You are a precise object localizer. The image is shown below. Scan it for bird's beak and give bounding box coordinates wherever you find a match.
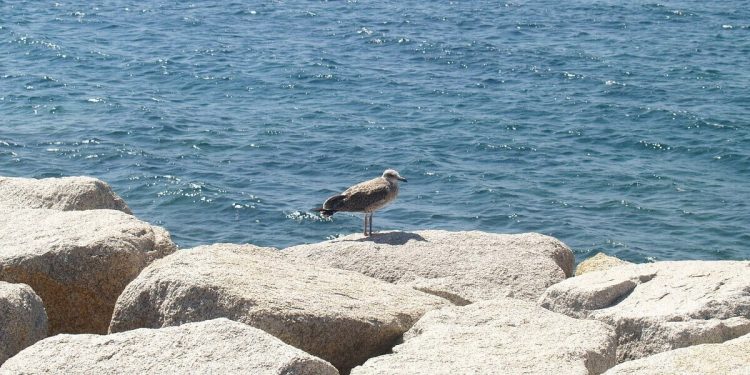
[398,176,408,182]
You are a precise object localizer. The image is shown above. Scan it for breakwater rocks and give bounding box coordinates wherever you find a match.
[0,282,47,365]
[1,318,338,375]
[285,230,574,304]
[0,208,176,335]
[352,298,617,375]
[0,176,132,214]
[108,243,449,373]
[1,175,749,374]
[540,261,750,363]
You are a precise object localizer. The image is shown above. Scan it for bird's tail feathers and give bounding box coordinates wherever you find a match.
[314,207,337,217]
[315,194,347,217]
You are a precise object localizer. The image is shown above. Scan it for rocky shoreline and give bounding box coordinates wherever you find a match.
[1,175,748,374]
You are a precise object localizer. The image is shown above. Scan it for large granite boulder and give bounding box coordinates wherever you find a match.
[285,230,574,304]
[109,244,449,374]
[352,298,617,375]
[540,261,750,362]
[604,333,750,375]
[0,208,176,335]
[0,282,47,366]
[575,252,632,276]
[0,318,338,375]
[0,176,131,214]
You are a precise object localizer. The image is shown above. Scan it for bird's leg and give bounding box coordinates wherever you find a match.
[369,212,373,236]
[363,214,369,236]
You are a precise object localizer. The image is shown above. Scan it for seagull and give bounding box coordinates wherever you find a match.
[315,169,407,236]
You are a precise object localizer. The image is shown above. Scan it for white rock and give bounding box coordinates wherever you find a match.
[352,298,617,375]
[540,261,750,362]
[109,244,449,373]
[285,230,574,304]
[0,176,131,213]
[604,333,750,375]
[0,208,176,334]
[0,282,47,366]
[0,318,338,375]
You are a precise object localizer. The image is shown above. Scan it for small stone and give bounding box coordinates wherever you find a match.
[575,252,632,276]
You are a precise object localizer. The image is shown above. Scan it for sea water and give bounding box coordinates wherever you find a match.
[2,1,748,262]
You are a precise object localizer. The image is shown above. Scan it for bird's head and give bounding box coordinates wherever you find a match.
[382,169,407,183]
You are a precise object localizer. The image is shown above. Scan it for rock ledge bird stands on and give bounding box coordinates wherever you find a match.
[316,169,407,236]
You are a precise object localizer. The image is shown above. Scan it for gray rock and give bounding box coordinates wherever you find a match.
[0,176,131,214]
[575,252,632,276]
[0,282,47,366]
[109,244,449,374]
[604,333,750,375]
[285,230,574,304]
[0,318,339,375]
[352,298,617,375]
[0,208,176,335]
[540,261,750,362]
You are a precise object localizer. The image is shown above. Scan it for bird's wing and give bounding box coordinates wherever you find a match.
[342,176,382,194]
[339,178,391,211]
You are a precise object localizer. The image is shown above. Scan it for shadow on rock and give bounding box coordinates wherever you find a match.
[352,231,427,245]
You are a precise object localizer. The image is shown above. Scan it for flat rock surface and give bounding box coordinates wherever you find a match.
[540,261,750,362]
[0,176,131,214]
[604,333,750,375]
[0,208,176,334]
[352,298,617,375]
[0,318,339,375]
[0,282,47,366]
[109,243,449,374]
[575,252,632,276]
[285,230,574,304]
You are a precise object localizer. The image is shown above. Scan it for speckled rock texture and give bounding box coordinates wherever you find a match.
[0,176,132,214]
[109,244,449,374]
[575,252,632,276]
[604,333,750,375]
[540,261,750,362]
[0,282,47,366]
[0,318,339,375]
[284,230,574,304]
[0,208,176,335]
[352,298,617,375]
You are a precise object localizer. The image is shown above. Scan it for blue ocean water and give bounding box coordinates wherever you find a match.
[1,1,748,262]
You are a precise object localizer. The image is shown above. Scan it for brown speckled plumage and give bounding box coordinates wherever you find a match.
[315,169,407,236]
